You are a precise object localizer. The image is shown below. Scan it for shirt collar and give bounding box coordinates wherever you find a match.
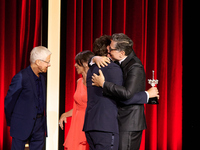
[29,65,40,81]
[119,56,127,64]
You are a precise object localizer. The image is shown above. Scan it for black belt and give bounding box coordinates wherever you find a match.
[36,114,43,118]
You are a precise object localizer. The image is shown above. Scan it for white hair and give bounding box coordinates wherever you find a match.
[30,46,52,64]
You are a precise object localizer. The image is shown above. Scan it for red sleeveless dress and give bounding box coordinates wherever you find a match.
[63,78,89,150]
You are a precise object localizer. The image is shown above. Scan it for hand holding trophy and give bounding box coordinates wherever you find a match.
[148,70,159,104]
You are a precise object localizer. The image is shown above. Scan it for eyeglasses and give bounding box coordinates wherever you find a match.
[40,59,50,64]
[109,46,118,52]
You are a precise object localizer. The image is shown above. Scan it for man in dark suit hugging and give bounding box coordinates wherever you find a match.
[91,33,159,150]
[83,35,123,150]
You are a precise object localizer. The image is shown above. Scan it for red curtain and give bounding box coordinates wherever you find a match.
[0,0,42,149]
[63,0,182,149]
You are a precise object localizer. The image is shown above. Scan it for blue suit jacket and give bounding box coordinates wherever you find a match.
[83,61,123,134]
[4,66,47,140]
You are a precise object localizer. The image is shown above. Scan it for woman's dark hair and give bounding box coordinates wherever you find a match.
[93,35,112,56]
[75,50,94,66]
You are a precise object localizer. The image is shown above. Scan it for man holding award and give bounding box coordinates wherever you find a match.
[91,33,159,150]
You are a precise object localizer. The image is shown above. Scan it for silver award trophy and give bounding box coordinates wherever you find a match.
[148,70,159,104]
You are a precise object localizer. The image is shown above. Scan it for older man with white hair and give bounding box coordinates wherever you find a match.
[5,46,51,150]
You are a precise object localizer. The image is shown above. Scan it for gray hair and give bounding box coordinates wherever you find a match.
[30,46,52,64]
[112,33,133,56]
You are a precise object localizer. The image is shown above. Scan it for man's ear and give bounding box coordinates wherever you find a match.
[106,45,110,52]
[83,62,88,68]
[121,51,126,56]
[35,60,40,66]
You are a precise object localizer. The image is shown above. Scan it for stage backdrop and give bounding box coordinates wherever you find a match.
[62,0,182,150]
[0,0,42,149]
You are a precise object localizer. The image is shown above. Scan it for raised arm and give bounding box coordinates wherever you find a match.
[89,56,110,68]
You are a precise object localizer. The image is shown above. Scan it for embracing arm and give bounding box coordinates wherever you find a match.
[92,63,158,104]
[121,91,148,105]
[4,73,23,126]
[89,56,110,68]
[103,65,145,100]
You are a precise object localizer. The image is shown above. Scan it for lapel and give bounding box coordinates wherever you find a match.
[26,66,39,106]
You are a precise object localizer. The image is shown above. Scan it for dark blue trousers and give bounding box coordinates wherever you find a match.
[11,116,45,150]
[85,131,119,150]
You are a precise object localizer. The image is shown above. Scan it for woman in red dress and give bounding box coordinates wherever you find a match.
[59,50,94,150]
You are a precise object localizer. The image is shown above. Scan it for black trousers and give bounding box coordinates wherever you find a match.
[85,131,119,150]
[119,131,143,150]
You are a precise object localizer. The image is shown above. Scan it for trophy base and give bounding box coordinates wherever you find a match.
[148,97,159,104]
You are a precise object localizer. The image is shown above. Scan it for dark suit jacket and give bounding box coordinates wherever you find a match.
[4,66,47,140]
[103,51,147,131]
[83,61,123,134]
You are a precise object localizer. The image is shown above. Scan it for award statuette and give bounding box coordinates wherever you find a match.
[148,70,159,104]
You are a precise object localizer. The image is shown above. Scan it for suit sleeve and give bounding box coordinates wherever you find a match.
[102,65,123,91]
[103,65,146,103]
[4,73,23,126]
[120,91,147,105]
[88,56,95,67]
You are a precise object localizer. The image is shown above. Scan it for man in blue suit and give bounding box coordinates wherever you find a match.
[83,35,123,150]
[4,46,51,150]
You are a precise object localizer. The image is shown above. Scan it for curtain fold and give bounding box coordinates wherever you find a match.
[0,0,42,149]
[63,0,182,149]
